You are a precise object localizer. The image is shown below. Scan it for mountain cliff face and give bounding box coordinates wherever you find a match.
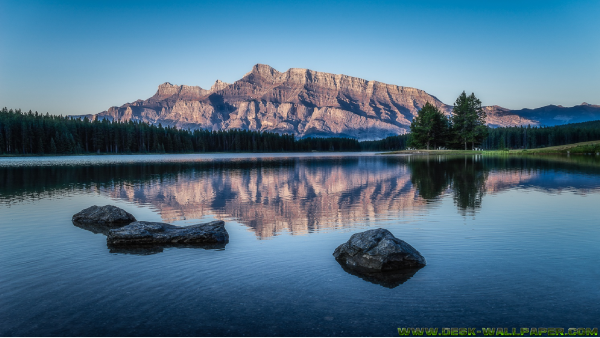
[80,64,597,140]
[87,64,453,140]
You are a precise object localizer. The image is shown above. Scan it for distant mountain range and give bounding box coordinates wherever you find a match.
[74,64,600,140]
[483,102,600,128]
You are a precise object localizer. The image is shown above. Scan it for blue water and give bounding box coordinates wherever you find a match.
[0,154,599,336]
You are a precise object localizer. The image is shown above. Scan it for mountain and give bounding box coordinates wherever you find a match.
[485,103,600,127]
[77,64,598,140]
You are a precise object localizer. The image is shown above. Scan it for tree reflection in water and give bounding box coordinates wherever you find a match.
[408,156,489,215]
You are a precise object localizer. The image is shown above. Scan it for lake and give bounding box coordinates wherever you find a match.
[1,153,599,336]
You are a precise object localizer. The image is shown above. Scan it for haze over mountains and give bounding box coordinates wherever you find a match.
[77,64,600,140]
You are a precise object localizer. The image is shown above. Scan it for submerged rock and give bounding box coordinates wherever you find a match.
[108,242,227,256]
[333,228,426,272]
[72,205,136,225]
[339,263,422,289]
[106,220,229,246]
[73,221,118,236]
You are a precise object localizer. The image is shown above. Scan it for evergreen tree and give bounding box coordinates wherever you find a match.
[5,104,597,156]
[451,91,488,150]
[481,120,600,150]
[50,138,57,154]
[0,130,4,154]
[360,134,409,151]
[37,137,44,155]
[409,102,449,150]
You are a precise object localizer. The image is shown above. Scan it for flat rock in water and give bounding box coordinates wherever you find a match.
[333,228,426,272]
[107,220,228,246]
[72,205,136,225]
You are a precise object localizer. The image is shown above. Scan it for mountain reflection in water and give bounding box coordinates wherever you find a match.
[109,157,427,238]
[1,155,599,238]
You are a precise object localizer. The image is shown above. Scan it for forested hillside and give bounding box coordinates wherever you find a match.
[3,108,599,155]
[360,135,410,151]
[483,121,600,150]
[0,108,362,155]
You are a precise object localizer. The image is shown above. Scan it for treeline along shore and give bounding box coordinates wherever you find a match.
[484,120,600,150]
[1,107,600,156]
[0,108,408,155]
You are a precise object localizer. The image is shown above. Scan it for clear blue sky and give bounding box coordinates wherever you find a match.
[1,0,598,116]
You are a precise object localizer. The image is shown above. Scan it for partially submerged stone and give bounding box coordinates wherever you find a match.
[333,228,426,272]
[106,220,228,246]
[72,205,136,225]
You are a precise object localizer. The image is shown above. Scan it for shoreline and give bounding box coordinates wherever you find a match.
[0,151,372,158]
[381,140,600,156]
[2,139,598,158]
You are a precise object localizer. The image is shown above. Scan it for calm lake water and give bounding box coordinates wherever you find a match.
[1,153,599,336]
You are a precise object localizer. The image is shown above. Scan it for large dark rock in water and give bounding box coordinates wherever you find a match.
[333,228,426,271]
[72,205,136,225]
[106,220,228,246]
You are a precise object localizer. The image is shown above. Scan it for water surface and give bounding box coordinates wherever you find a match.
[1,153,599,336]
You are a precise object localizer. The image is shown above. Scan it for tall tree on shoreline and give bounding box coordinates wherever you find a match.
[451,91,488,150]
[409,102,449,150]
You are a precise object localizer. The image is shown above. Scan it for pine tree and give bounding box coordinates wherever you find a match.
[37,137,44,155]
[409,102,449,150]
[0,130,4,154]
[50,138,57,154]
[451,91,488,150]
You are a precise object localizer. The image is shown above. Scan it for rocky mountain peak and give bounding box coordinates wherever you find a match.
[155,82,181,99]
[247,64,281,79]
[79,64,600,139]
[154,82,208,101]
[210,79,229,92]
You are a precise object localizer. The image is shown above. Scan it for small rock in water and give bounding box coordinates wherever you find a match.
[72,205,136,225]
[107,220,229,246]
[333,228,426,271]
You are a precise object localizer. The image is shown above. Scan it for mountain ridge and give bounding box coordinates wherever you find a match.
[74,64,599,140]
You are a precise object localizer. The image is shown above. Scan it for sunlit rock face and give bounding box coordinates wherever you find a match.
[483,106,538,127]
[73,65,600,139]
[85,64,452,140]
[71,65,447,140]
